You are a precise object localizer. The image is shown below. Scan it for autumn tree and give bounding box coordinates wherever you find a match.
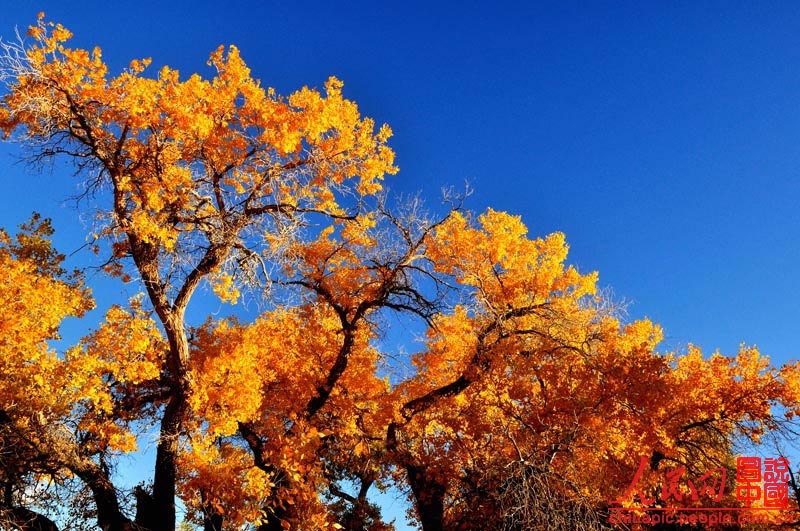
[382,210,800,530]
[1,15,799,531]
[0,214,93,530]
[1,14,397,531]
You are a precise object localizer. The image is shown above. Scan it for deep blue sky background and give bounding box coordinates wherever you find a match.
[2,1,800,528]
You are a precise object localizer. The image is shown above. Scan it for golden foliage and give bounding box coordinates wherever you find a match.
[0,16,798,531]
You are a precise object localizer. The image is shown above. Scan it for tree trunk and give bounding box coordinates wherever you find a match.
[201,490,224,531]
[257,502,292,531]
[139,391,187,531]
[203,511,224,531]
[142,306,192,531]
[73,462,133,531]
[406,464,446,531]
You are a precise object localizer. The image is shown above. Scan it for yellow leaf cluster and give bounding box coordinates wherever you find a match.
[0,17,397,255]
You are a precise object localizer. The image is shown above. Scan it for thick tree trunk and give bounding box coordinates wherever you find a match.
[141,305,192,531]
[200,489,224,531]
[406,464,446,531]
[147,393,186,531]
[72,462,133,531]
[257,509,286,531]
[203,511,224,531]
[131,239,229,531]
[257,495,296,531]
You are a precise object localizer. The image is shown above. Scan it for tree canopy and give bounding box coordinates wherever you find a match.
[0,15,799,531]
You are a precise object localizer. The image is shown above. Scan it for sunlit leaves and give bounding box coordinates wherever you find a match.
[0,15,798,531]
[0,16,397,285]
[0,216,92,421]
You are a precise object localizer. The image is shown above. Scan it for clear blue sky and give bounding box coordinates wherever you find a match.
[2,1,800,528]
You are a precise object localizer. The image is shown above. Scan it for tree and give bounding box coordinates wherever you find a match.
[382,210,800,530]
[0,215,92,530]
[0,16,799,531]
[1,14,396,531]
